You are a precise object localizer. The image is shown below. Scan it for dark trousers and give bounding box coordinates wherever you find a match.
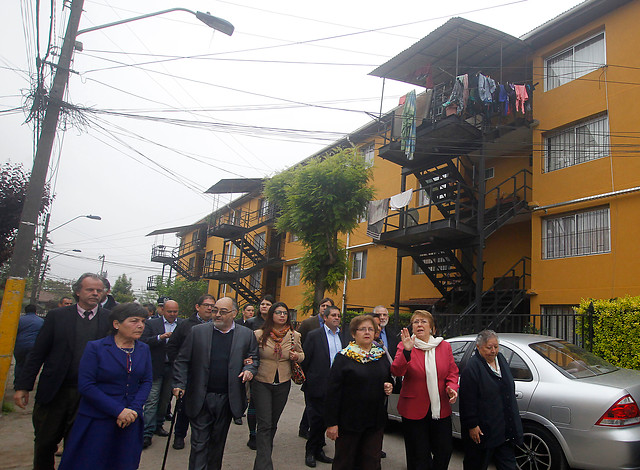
[32,386,80,470]
[299,391,310,433]
[463,439,517,470]
[174,399,190,438]
[402,413,453,470]
[188,392,233,470]
[143,364,173,437]
[305,395,326,457]
[251,380,291,470]
[332,426,384,470]
[247,396,257,437]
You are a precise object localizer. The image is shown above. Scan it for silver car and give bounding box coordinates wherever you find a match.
[388,333,640,470]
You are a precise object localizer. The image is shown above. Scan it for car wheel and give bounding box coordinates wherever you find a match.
[516,423,567,470]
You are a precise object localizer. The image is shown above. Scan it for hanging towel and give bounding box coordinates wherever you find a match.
[401,90,417,160]
[389,189,414,210]
[366,198,389,240]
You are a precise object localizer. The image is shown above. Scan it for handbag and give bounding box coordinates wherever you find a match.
[289,332,305,385]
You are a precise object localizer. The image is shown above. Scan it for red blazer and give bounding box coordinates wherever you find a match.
[391,340,459,420]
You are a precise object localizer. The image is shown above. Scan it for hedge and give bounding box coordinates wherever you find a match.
[575,296,640,371]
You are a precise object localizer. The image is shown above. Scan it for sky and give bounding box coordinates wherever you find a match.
[1,0,585,297]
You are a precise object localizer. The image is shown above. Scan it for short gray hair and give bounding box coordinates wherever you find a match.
[72,273,104,301]
[475,329,499,347]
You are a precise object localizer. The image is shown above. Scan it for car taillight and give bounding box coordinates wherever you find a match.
[596,395,640,427]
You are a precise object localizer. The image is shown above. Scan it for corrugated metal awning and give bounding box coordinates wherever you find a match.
[146,223,207,236]
[369,17,530,87]
[205,178,264,194]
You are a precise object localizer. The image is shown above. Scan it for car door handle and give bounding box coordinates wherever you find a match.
[515,392,523,399]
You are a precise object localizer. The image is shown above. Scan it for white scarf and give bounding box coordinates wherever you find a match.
[413,335,443,419]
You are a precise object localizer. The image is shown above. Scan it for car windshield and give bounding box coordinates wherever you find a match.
[530,340,618,378]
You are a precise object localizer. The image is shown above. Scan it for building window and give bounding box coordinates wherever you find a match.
[542,207,610,259]
[289,232,299,242]
[361,143,375,166]
[259,198,271,217]
[352,251,367,280]
[541,305,577,342]
[545,115,609,172]
[358,206,368,224]
[412,260,422,275]
[286,264,301,286]
[485,167,495,180]
[250,269,262,291]
[254,232,266,251]
[545,32,605,91]
[188,257,195,272]
[204,250,213,266]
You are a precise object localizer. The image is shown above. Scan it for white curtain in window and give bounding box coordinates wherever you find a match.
[546,50,573,90]
[574,33,605,79]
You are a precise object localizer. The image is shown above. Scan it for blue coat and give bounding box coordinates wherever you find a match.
[59,335,153,470]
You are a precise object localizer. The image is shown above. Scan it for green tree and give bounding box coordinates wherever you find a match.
[157,277,209,317]
[112,274,135,303]
[264,148,374,313]
[0,162,52,266]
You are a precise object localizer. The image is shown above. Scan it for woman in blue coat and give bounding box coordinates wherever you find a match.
[59,303,153,470]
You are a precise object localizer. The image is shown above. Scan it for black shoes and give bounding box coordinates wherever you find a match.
[142,436,152,449]
[315,450,334,464]
[305,454,317,468]
[381,450,387,458]
[154,426,170,437]
[234,417,243,425]
[172,437,185,450]
[247,435,257,450]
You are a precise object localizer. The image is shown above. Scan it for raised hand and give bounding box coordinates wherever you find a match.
[400,328,415,351]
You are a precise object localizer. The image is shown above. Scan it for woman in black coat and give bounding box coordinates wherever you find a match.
[325,315,393,470]
[459,330,523,470]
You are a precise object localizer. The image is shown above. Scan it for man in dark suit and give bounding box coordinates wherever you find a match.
[141,299,182,448]
[14,273,111,470]
[301,305,345,467]
[173,296,259,470]
[99,275,118,310]
[167,293,215,450]
[297,297,334,440]
[373,305,399,355]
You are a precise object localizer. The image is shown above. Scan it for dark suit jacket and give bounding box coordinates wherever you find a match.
[166,313,201,363]
[77,335,153,418]
[380,325,400,357]
[15,304,111,404]
[141,316,183,379]
[298,315,322,345]
[301,326,346,399]
[172,323,259,419]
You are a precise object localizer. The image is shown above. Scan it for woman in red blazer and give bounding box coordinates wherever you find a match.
[391,310,459,470]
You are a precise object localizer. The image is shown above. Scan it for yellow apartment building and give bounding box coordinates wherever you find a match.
[148,0,640,336]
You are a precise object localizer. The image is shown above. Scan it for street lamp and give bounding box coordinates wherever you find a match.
[76,8,234,37]
[30,214,101,304]
[49,214,102,232]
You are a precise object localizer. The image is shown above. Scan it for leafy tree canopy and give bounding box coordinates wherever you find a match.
[0,162,52,266]
[264,148,374,313]
[112,274,135,303]
[157,277,209,317]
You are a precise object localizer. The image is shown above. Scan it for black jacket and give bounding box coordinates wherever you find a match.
[459,349,523,448]
[301,326,347,399]
[141,316,183,379]
[324,352,391,433]
[166,313,203,363]
[15,305,111,404]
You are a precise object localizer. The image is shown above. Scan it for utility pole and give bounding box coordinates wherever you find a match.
[0,0,85,401]
[30,212,51,304]
[99,254,106,276]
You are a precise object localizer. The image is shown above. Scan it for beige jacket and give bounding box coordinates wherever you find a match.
[254,329,304,384]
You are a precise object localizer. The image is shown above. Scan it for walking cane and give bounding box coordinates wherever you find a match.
[161,395,183,470]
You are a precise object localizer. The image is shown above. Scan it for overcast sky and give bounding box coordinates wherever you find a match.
[1,0,584,297]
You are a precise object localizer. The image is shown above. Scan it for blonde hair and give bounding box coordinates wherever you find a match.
[410,310,435,334]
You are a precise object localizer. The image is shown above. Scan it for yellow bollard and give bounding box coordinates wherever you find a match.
[0,277,27,403]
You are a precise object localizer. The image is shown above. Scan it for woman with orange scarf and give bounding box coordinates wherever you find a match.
[252,301,304,470]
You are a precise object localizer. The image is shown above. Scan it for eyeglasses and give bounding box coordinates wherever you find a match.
[273,310,288,316]
[412,319,430,325]
[201,303,215,309]
[356,327,375,333]
[212,308,234,315]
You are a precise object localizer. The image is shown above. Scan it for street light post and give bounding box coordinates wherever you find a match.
[30,215,100,304]
[0,0,234,401]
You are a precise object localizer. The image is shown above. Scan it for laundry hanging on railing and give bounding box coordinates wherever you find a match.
[389,189,414,210]
[366,198,390,240]
[400,90,417,160]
